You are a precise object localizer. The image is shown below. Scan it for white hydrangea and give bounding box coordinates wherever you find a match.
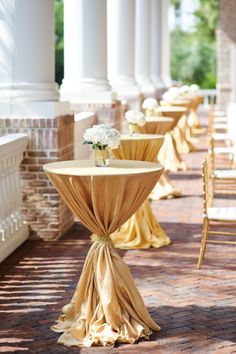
[179,85,190,95]
[190,84,200,95]
[83,124,120,150]
[168,87,179,98]
[125,110,146,127]
[162,91,176,102]
[142,98,159,110]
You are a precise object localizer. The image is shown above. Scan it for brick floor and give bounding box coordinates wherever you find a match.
[0,110,236,354]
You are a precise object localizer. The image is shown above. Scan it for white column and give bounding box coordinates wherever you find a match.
[230,43,236,102]
[161,0,172,87]
[108,0,140,100]
[0,0,59,103]
[61,0,112,103]
[151,0,165,90]
[135,0,156,97]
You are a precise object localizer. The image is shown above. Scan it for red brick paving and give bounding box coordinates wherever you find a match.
[0,110,236,353]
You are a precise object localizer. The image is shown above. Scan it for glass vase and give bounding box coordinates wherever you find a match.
[94,149,109,167]
[128,123,139,136]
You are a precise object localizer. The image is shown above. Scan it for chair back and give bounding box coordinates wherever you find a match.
[208,110,214,137]
[208,137,215,177]
[202,158,213,213]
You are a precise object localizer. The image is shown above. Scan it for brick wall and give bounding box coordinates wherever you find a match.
[0,115,74,241]
[70,100,123,130]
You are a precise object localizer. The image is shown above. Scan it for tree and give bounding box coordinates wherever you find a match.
[170,0,219,88]
[55,0,64,85]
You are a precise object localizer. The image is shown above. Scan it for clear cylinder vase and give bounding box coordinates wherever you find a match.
[128,123,139,136]
[94,149,109,167]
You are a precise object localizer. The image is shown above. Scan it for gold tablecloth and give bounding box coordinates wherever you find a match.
[151,109,188,171]
[171,100,197,153]
[44,160,162,348]
[188,96,204,131]
[140,117,182,199]
[112,134,170,249]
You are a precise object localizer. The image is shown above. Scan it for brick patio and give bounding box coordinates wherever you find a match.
[0,111,236,353]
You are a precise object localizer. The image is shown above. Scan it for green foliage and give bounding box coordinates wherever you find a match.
[170,0,219,88]
[55,0,64,85]
[194,0,219,40]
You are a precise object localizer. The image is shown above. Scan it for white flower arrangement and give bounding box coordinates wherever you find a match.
[142,98,159,110]
[83,124,120,150]
[168,87,179,98]
[125,110,146,127]
[162,91,176,102]
[190,84,200,95]
[179,85,190,95]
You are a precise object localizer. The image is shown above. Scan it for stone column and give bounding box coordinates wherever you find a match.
[61,0,121,128]
[108,0,140,109]
[217,0,236,109]
[151,0,165,97]
[135,0,156,98]
[0,0,60,116]
[160,0,172,88]
[0,0,74,241]
[61,0,112,103]
[230,43,236,102]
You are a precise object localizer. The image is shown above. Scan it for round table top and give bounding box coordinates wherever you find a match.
[43,159,163,177]
[119,134,164,141]
[144,116,174,123]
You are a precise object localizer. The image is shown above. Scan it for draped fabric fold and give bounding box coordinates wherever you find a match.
[170,101,197,154]
[52,240,160,347]
[159,101,197,154]
[112,136,170,249]
[150,174,181,200]
[158,132,188,172]
[139,119,183,196]
[44,160,162,347]
[111,199,170,248]
[188,96,203,130]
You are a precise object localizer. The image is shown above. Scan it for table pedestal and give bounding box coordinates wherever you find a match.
[159,132,187,172]
[173,115,197,154]
[189,96,203,130]
[111,199,170,249]
[51,236,160,347]
[150,173,181,200]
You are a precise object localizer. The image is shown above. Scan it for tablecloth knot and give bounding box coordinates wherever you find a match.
[91,234,111,243]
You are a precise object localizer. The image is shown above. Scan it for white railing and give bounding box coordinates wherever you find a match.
[0,134,28,263]
[200,89,217,106]
[74,112,96,159]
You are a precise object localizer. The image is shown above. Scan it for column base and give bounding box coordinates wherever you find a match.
[0,101,70,118]
[60,79,115,103]
[110,77,141,110]
[70,100,122,130]
[0,82,59,101]
[136,77,156,99]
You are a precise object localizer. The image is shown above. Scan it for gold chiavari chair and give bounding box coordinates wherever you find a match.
[209,137,236,195]
[208,109,232,147]
[197,158,236,269]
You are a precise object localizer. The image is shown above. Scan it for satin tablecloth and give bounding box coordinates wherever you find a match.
[171,100,197,153]
[43,160,163,348]
[188,96,203,130]
[140,117,182,199]
[157,105,189,160]
[112,134,170,249]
